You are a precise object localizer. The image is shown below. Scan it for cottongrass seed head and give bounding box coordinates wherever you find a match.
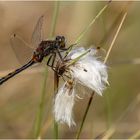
[54,80,76,127]
[68,47,108,96]
[53,46,109,127]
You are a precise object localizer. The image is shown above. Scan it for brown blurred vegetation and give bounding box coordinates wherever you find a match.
[0,1,140,139]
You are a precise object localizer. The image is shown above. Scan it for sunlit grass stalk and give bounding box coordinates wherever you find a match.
[76,11,127,139]
[51,1,60,139]
[103,12,127,64]
[76,93,94,139]
[129,130,140,139]
[102,93,140,139]
[50,1,60,38]
[33,1,60,139]
[103,12,128,128]
[54,73,59,139]
[66,1,111,55]
[33,68,48,139]
[75,1,111,44]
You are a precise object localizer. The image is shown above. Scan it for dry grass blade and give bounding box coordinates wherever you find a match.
[101,93,140,139]
[66,1,111,55]
[129,130,140,139]
[76,10,128,139]
[104,12,127,64]
[75,1,111,44]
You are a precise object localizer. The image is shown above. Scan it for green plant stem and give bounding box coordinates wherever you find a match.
[75,11,127,139]
[33,1,60,139]
[66,1,111,58]
[67,49,90,67]
[33,68,48,139]
[54,72,59,139]
[75,1,111,44]
[50,1,60,38]
[76,93,94,139]
[51,1,60,139]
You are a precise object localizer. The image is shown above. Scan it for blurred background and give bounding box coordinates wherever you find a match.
[0,1,140,139]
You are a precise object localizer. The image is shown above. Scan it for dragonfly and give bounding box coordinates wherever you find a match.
[0,16,69,85]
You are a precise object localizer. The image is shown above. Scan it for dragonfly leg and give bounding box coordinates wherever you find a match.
[61,44,77,59]
[47,55,53,67]
[47,53,57,72]
[59,43,77,51]
[51,53,56,69]
[56,49,63,61]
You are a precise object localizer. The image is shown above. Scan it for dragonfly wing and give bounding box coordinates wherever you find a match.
[31,15,44,48]
[10,34,33,65]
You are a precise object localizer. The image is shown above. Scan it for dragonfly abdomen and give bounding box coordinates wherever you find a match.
[0,60,35,85]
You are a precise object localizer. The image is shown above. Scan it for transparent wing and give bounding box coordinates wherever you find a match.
[31,15,44,48]
[10,34,33,65]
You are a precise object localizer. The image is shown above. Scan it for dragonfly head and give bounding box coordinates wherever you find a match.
[55,36,66,49]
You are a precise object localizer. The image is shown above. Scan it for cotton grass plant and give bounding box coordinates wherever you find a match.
[33,1,111,139]
[0,1,139,139]
[53,47,109,127]
[32,1,132,139]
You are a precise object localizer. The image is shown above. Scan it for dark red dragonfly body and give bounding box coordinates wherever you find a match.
[0,16,68,85]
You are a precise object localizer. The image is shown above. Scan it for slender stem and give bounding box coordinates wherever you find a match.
[33,1,60,139]
[102,94,139,139]
[33,68,48,139]
[75,11,127,139]
[50,1,60,38]
[50,1,60,139]
[76,93,94,139]
[129,130,140,139]
[104,12,127,64]
[103,12,127,131]
[66,1,111,58]
[67,49,90,67]
[54,72,59,139]
[75,1,111,44]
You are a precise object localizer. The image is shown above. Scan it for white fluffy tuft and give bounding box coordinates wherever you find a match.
[54,47,109,127]
[68,47,108,96]
[53,82,76,127]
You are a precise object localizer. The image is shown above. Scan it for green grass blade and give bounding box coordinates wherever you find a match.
[49,1,60,38]
[33,1,60,139]
[33,68,48,139]
[75,1,111,44]
[66,1,111,60]
[76,93,94,139]
[50,1,60,139]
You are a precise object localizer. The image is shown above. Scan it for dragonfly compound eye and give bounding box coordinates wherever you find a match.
[56,36,61,41]
[56,36,66,48]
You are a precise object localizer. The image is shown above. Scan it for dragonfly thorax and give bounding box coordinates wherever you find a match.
[33,36,66,63]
